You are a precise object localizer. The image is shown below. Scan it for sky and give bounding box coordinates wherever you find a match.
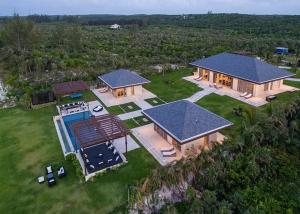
[0,0,300,16]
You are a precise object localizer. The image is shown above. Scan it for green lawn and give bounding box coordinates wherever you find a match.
[197,91,300,136]
[144,69,201,102]
[107,102,141,115]
[0,106,158,214]
[284,80,300,89]
[144,97,166,106]
[197,93,252,136]
[123,116,152,129]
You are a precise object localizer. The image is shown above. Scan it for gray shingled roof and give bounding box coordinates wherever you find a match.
[190,53,294,84]
[142,100,233,143]
[98,69,150,89]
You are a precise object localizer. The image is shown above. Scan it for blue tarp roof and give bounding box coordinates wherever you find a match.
[98,69,150,89]
[143,100,232,143]
[190,53,294,83]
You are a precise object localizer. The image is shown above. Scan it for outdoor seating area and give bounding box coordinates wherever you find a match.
[37,165,66,187]
[184,76,298,106]
[132,124,183,166]
[80,142,124,174]
[58,101,88,116]
[92,87,156,107]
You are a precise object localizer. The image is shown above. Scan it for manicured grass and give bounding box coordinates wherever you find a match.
[123,116,152,129]
[197,93,252,136]
[144,69,201,102]
[197,91,300,136]
[134,116,152,126]
[0,106,158,214]
[289,68,300,78]
[284,80,300,89]
[107,102,141,115]
[107,105,124,115]
[145,97,166,106]
[119,102,141,112]
[123,118,139,129]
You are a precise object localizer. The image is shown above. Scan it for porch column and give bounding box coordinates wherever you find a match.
[232,78,238,91]
[125,135,128,153]
[209,71,214,83]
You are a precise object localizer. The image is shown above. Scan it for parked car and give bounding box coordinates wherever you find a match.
[93,105,103,112]
[47,173,56,187]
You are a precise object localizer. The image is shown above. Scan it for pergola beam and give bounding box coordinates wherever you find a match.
[71,114,130,150]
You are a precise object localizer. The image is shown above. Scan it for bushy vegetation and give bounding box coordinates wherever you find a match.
[130,96,300,213]
[0,14,299,102]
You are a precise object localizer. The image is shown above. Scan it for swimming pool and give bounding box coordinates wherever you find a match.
[62,111,92,149]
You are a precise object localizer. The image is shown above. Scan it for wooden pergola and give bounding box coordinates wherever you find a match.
[71,114,130,153]
[53,80,89,96]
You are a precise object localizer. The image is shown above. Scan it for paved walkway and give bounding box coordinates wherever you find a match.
[134,99,153,110]
[118,110,143,120]
[287,78,300,82]
[185,89,213,102]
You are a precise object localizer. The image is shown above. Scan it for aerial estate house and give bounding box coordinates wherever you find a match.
[98,69,150,98]
[190,53,295,99]
[135,100,232,165]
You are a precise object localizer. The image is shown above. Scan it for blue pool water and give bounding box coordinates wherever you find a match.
[62,111,92,149]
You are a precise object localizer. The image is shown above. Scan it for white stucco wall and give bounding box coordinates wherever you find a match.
[253,84,265,97]
[134,85,143,95]
[232,78,238,91]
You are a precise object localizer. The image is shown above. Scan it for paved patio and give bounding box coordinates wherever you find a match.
[92,88,156,107]
[184,76,299,107]
[111,135,140,153]
[132,124,183,166]
[88,100,109,116]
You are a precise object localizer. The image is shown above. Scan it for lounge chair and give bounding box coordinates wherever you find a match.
[240,92,248,97]
[86,158,90,163]
[214,84,223,89]
[113,149,117,155]
[98,162,104,165]
[57,167,66,178]
[107,159,112,163]
[83,153,88,158]
[244,93,253,99]
[161,146,174,153]
[90,165,95,169]
[37,176,45,184]
[99,87,108,93]
[115,156,120,161]
[108,145,113,150]
[98,153,103,157]
[46,165,53,174]
[162,150,176,157]
[196,76,203,81]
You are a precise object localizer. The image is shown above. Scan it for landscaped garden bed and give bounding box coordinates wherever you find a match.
[145,97,166,106]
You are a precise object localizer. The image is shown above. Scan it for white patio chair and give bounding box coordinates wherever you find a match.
[244,93,253,99]
[240,92,248,97]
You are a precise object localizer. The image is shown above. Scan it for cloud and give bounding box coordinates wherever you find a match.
[0,0,299,16]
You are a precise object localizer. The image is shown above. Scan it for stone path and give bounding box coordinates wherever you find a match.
[118,110,143,120]
[286,78,300,82]
[185,89,213,102]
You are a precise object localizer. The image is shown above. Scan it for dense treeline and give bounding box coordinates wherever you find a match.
[0,14,299,102]
[130,98,300,213]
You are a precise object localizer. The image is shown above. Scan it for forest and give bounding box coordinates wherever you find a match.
[0,14,299,102]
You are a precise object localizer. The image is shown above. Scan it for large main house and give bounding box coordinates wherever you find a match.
[190,52,294,98]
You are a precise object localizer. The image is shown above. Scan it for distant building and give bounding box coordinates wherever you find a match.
[275,47,289,55]
[110,24,121,29]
